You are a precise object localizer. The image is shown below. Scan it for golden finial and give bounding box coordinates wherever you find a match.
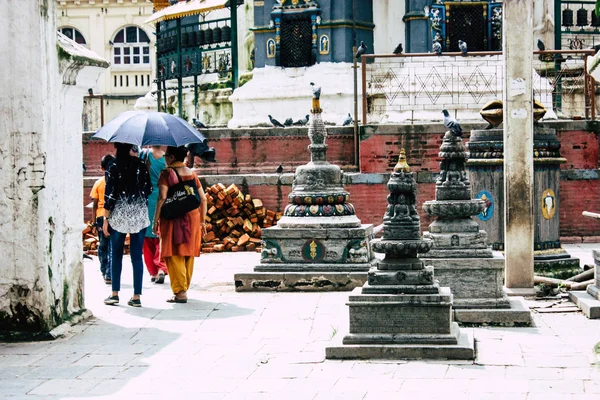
[394,149,410,172]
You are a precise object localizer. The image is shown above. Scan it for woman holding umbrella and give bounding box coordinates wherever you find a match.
[153,146,207,303]
[93,111,212,304]
[102,143,152,307]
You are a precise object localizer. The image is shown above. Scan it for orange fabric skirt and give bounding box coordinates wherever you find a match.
[159,208,202,258]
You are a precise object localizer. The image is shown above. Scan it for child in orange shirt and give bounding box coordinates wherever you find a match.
[90,154,115,284]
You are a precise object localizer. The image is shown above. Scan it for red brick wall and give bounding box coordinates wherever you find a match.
[83,122,600,238]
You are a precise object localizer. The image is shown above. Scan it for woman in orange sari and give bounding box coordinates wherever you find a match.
[152,146,207,303]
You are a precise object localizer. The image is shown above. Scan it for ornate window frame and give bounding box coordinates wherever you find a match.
[112,26,152,67]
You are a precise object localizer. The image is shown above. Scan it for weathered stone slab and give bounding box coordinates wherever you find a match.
[426,248,494,258]
[569,291,600,319]
[344,321,460,345]
[347,287,453,334]
[427,219,480,233]
[254,261,375,272]
[423,230,490,250]
[233,271,368,292]
[326,327,475,360]
[367,266,435,286]
[276,216,362,229]
[453,296,532,326]
[420,253,508,308]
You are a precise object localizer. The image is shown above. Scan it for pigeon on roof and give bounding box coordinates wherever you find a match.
[268,115,285,128]
[293,114,310,126]
[342,113,353,126]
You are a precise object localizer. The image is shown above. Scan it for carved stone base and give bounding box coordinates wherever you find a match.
[259,224,374,265]
[420,252,510,309]
[423,230,493,258]
[347,287,454,335]
[325,287,475,360]
[326,327,475,360]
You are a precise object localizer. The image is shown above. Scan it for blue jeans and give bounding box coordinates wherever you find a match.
[96,217,112,279]
[110,228,146,295]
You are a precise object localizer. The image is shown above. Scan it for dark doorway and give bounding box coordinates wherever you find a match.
[280,18,313,68]
[447,4,487,52]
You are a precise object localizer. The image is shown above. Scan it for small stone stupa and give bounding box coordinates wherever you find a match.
[234,86,376,291]
[326,150,474,360]
[421,131,531,325]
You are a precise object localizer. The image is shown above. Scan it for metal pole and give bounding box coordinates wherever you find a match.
[156,23,162,112]
[177,18,183,117]
[230,1,239,88]
[362,56,367,126]
[194,74,198,118]
[352,0,359,170]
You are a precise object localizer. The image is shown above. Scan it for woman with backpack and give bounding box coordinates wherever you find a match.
[102,143,152,307]
[153,145,207,303]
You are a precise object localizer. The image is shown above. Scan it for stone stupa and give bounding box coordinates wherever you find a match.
[326,150,474,360]
[234,85,376,291]
[421,130,531,325]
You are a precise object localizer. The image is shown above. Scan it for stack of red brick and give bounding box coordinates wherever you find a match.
[202,183,281,253]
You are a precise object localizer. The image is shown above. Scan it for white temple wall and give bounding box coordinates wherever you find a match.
[372,0,405,54]
[0,0,107,333]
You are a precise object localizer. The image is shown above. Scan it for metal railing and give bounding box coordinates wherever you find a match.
[360,50,596,125]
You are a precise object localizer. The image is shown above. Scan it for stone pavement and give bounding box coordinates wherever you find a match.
[1,244,599,400]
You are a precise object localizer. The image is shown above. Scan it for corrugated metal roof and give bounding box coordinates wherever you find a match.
[145,0,227,24]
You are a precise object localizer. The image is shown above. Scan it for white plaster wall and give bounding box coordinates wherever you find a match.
[228,63,363,128]
[0,1,106,331]
[533,1,554,50]
[373,0,405,54]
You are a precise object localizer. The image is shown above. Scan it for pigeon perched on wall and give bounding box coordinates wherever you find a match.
[293,114,310,126]
[393,43,403,54]
[276,164,283,174]
[458,40,468,56]
[432,41,442,55]
[355,41,367,59]
[442,109,463,137]
[192,118,207,129]
[268,115,285,128]
[310,82,321,100]
[342,113,353,126]
[186,141,216,167]
[283,118,293,126]
[537,39,547,61]
[537,39,545,51]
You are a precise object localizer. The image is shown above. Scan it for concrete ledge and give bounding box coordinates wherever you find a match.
[504,287,537,297]
[234,271,367,292]
[254,263,372,272]
[569,290,600,319]
[453,297,532,326]
[326,326,474,360]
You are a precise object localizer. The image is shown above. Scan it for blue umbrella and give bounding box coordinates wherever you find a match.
[93,111,207,147]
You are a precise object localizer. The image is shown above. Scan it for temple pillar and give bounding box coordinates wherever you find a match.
[502,0,535,293]
[403,0,430,53]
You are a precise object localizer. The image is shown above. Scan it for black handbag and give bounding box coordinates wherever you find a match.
[161,168,201,220]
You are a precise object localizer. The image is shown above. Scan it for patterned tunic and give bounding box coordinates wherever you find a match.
[104,157,152,234]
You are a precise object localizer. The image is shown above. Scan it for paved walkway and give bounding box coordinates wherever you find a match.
[1,244,599,399]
